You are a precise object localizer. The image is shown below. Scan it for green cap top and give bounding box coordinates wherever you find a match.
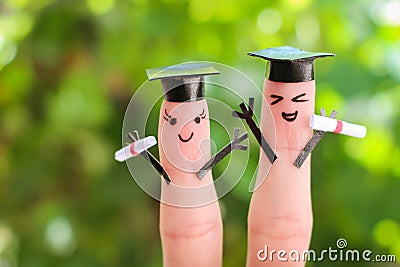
[248,46,334,61]
[146,63,220,102]
[146,62,219,81]
[248,46,335,83]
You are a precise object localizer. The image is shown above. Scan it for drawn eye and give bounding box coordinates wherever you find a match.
[200,109,206,118]
[164,109,177,126]
[270,94,284,105]
[195,108,207,122]
[292,93,309,102]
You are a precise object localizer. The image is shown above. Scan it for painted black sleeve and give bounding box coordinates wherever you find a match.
[233,98,277,164]
[293,109,338,168]
[128,132,171,184]
[196,128,248,180]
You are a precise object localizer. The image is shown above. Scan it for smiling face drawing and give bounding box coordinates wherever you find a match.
[159,100,211,174]
[163,108,206,143]
[163,105,207,144]
[262,79,315,153]
[270,92,309,122]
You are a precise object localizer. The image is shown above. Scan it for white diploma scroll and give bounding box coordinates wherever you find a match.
[115,136,157,162]
[310,115,367,138]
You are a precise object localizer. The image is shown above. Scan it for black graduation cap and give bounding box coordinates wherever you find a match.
[146,63,220,102]
[248,46,335,83]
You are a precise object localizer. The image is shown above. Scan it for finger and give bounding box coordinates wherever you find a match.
[159,100,222,267]
[160,187,222,267]
[247,80,315,267]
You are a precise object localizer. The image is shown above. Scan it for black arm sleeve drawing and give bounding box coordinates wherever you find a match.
[293,108,338,168]
[128,131,171,184]
[233,98,277,164]
[196,128,248,180]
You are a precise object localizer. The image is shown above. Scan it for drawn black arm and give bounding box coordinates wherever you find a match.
[293,108,338,168]
[232,98,277,164]
[128,131,171,184]
[196,128,248,180]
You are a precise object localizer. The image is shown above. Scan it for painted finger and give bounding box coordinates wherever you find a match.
[246,46,334,267]
[148,63,223,267]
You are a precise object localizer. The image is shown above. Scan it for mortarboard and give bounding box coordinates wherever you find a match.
[248,46,335,83]
[146,63,220,102]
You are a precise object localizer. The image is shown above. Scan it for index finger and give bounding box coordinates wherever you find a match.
[246,80,315,266]
[160,174,223,267]
[158,100,223,267]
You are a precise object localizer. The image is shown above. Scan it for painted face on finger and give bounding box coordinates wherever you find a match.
[270,92,309,122]
[159,100,211,173]
[266,80,315,128]
[263,79,315,152]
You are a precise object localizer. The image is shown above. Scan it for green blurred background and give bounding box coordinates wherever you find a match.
[1,0,400,266]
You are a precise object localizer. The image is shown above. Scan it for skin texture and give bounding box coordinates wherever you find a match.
[247,79,316,267]
[158,99,223,267]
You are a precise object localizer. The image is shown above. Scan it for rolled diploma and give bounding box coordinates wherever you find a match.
[310,114,367,138]
[115,136,157,162]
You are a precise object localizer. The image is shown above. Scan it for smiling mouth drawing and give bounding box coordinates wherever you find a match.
[178,132,194,142]
[281,111,298,122]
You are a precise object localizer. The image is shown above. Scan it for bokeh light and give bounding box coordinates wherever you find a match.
[45,217,76,256]
[257,8,282,35]
[370,0,400,26]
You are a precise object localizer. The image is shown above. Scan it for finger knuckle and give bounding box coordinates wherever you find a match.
[161,221,222,240]
[249,215,313,241]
